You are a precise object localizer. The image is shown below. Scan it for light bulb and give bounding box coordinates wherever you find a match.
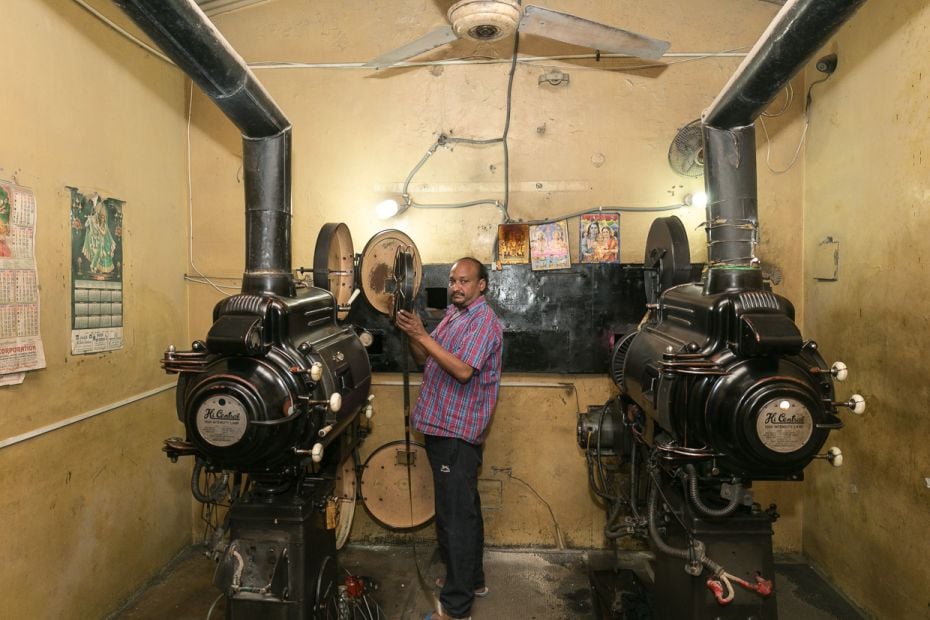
[684,191,708,208]
[375,198,399,220]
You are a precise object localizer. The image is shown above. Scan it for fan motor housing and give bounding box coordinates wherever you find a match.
[448,0,520,41]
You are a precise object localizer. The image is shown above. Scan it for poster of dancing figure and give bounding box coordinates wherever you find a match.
[69,187,124,354]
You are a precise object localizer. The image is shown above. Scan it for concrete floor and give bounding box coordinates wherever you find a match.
[109,544,866,619]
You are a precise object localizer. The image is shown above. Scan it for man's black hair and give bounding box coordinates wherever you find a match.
[454,256,489,295]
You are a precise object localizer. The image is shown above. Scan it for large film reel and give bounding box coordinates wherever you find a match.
[643,215,692,305]
[360,440,435,529]
[358,229,422,318]
[392,244,418,321]
[312,222,356,321]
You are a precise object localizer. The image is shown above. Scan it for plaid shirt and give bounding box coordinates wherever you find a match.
[412,296,503,444]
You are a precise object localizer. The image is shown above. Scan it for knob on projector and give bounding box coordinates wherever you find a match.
[310,362,323,382]
[847,394,866,415]
[831,361,848,381]
[827,447,843,467]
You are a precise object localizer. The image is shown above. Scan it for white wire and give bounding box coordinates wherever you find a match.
[719,572,736,603]
[761,83,794,118]
[71,0,174,65]
[247,50,752,71]
[77,0,751,74]
[186,84,237,296]
[759,113,809,175]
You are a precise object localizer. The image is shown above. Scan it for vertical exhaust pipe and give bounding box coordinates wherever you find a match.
[699,0,866,291]
[114,0,294,296]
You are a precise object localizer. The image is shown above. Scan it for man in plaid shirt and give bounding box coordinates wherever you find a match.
[395,257,503,620]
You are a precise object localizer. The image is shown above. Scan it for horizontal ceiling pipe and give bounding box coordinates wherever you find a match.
[703,0,867,129]
[114,0,294,295]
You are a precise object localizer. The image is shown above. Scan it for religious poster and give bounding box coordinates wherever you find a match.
[69,187,124,354]
[579,212,620,263]
[498,223,529,265]
[529,220,571,271]
[0,179,47,381]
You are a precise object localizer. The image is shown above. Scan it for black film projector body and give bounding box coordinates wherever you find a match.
[579,216,865,619]
[163,224,422,619]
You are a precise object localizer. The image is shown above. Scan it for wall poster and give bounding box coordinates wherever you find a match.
[579,212,620,263]
[0,179,46,382]
[497,223,529,266]
[529,220,571,271]
[69,187,124,355]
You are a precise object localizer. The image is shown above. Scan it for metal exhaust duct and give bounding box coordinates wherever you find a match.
[699,0,866,290]
[115,0,294,297]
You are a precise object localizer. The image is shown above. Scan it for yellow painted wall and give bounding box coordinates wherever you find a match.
[0,2,191,618]
[194,0,811,552]
[802,1,930,617]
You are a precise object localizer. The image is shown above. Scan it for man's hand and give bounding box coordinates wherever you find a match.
[394,309,429,364]
[394,309,475,384]
[395,309,427,340]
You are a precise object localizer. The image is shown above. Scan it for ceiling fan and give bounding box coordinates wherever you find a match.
[364,0,670,69]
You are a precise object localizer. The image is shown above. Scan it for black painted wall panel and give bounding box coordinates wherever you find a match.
[347,263,650,374]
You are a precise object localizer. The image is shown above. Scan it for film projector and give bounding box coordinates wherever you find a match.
[162,223,426,618]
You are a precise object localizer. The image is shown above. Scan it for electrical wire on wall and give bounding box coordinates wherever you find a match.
[397,134,508,221]
[183,82,241,295]
[393,30,692,231]
[393,32,523,224]
[491,466,566,549]
[758,61,835,175]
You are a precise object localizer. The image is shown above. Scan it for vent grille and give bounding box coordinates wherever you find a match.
[217,294,266,315]
[738,291,780,312]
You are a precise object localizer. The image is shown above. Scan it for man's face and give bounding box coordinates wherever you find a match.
[448,260,485,309]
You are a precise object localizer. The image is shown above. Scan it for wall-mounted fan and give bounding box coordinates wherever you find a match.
[668,119,704,178]
[365,0,670,69]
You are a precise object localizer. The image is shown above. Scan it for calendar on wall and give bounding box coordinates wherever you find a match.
[0,179,46,381]
[68,187,124,355]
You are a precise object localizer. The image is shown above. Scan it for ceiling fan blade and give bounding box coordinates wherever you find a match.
[364,25,459,69]
[519,5,670,60]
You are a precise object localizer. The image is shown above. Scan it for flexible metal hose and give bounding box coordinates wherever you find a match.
[647,482,693,560]
[190,459,212,504]
[685,464,741,517]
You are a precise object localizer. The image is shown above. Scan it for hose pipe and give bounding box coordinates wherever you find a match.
[685,464,741,517]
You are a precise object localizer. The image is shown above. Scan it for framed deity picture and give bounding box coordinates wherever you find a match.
[579,212,620,263]
[498,223,529,265]
[529,220,571,271]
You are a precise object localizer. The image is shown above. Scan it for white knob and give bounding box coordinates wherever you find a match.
[310,362,323,382]
[848,394,866,415]
[827,446,843,467]
[311,443,324,463]
[831,361,848,382]
[329,392,342,413]
[365,405,374,420]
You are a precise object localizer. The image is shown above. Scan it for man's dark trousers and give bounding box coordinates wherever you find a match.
[424,434,485,619]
